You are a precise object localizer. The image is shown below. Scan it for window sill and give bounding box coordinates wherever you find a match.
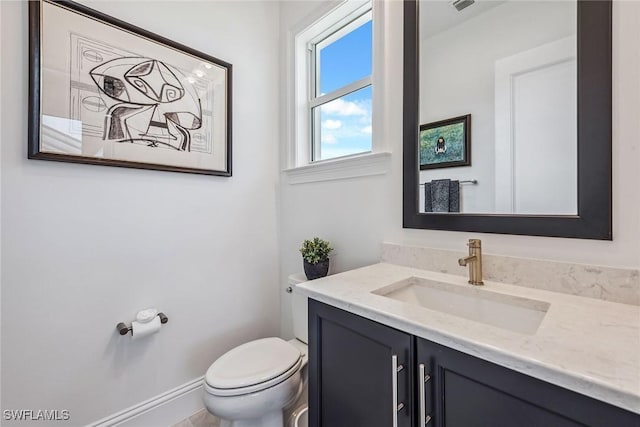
[283,151,391,185]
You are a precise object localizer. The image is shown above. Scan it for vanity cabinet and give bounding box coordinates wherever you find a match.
[416,338,639,427]
[309,299,639,427]
[308,299,414,427]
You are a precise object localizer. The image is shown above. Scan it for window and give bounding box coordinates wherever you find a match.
[300,2,373,164]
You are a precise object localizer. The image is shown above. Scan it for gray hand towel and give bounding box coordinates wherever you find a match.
[424,182,433,212]
[449,180,460,212]
[431,179,450,213]
[424,179,461,212]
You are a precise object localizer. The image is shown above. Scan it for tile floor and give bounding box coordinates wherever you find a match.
[172,409,219,427]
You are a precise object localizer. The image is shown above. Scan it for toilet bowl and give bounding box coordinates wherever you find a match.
[204,275,309,427]
[203,337,307,427]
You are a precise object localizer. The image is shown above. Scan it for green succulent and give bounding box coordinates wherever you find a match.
[299,237,333,264]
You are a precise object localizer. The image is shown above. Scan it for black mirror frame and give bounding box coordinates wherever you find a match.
[403,0,612,240]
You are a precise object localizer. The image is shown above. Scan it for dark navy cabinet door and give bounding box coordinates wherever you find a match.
[416,338,639,427]
[309,300,414,427]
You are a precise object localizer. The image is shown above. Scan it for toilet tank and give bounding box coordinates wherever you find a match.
[289,274,309,344]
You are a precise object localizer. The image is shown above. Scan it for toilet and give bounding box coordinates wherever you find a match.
[203,275,309,427]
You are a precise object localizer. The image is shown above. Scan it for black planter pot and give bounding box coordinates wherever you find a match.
[303,259,330,280]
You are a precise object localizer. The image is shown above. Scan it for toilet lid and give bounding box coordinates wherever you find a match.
[205,337,302,390]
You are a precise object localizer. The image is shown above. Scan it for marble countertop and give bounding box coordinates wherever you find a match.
[296,263,640,414]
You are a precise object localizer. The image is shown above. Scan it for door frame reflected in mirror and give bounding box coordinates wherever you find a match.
[402,0,612,240]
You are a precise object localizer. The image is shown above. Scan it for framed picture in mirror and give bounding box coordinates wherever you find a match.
[419,114,470,170]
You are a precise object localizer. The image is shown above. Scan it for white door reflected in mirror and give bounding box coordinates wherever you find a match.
[418,0,577,215]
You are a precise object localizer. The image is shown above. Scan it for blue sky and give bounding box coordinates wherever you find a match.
[317,20,372,160]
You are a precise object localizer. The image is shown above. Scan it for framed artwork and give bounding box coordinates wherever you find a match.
[28,0,232,176]
[419,114,470,170]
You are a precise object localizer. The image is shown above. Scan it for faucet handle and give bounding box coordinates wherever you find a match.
[468,238,482,248]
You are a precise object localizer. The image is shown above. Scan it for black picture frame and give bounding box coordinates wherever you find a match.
[403,0,612,240]
[29,0,233,176]
[419,114,471,170]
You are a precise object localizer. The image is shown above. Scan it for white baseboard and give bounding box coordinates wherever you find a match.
[88,376,205,427]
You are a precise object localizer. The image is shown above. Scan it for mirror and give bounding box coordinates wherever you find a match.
[403,0,612,239]
[419,1,576,215]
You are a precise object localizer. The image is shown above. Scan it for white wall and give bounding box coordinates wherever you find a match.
[418,1,575,213]
[1,1,281,425]
[279,1,640,336]
[278,0,395,338]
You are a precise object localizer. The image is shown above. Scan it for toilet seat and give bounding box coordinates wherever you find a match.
[205,358,302,397]
[205,337,302,397]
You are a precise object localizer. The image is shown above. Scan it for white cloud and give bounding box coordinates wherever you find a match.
[321,134,337,144]
[322,98,367,116]
[322,119,342,130]
[316,95,372,159]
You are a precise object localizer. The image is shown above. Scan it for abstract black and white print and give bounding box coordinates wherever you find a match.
[34,0,230,175]
[69,34,214,154]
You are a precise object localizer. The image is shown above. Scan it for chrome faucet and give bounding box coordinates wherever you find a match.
[458,239,484,285]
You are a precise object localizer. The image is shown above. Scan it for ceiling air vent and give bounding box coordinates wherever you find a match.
[452,0,475,12]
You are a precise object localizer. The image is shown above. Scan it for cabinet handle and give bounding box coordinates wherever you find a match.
[419,363,432,425]
[391,355,404,427]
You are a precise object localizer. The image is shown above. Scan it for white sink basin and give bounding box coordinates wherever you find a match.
[372,277,549,335]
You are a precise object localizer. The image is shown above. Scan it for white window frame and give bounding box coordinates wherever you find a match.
[308,8,372,162]
[283,0,391,184]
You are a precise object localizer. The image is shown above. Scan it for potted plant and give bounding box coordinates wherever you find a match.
[300,237,333,280]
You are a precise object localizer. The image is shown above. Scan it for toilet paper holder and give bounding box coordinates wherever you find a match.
[116,312,168,336]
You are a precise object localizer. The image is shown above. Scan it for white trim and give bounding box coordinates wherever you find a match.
[309,76,372,109]
[494,36,576,213]
[285,1,346,167]
[88,376,204,427]
[289,0,376,168]
[370,0,391,154]
[310,4,371,50]
[283,151,391,185]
